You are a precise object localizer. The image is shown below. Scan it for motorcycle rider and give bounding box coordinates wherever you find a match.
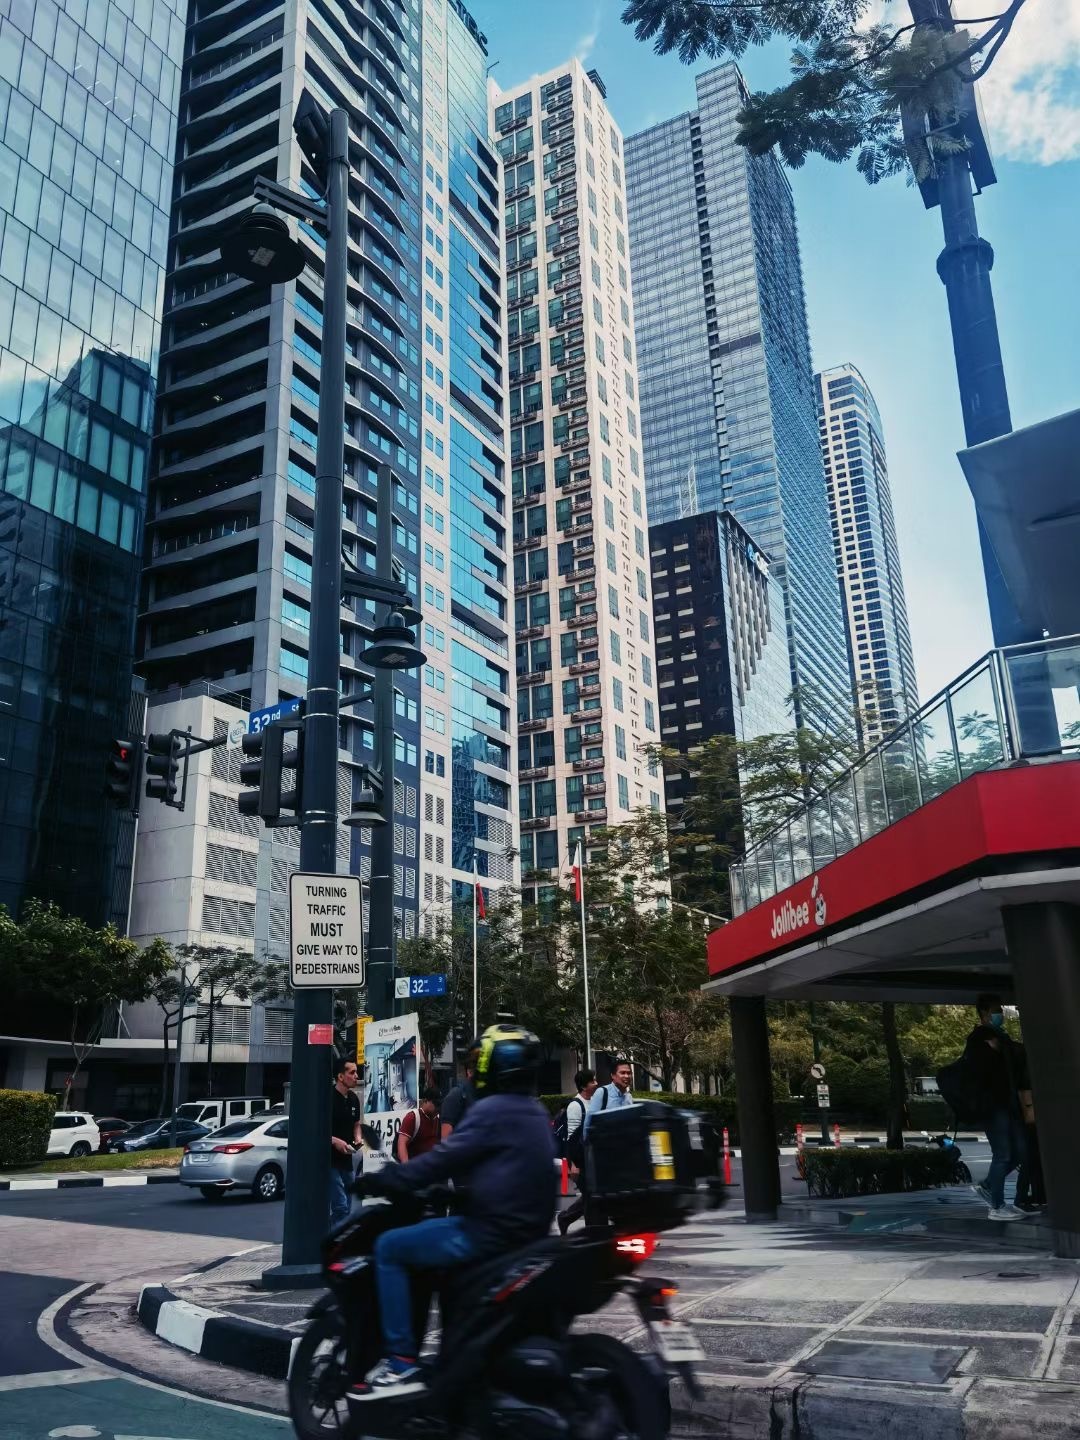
[352,1022,556,1397]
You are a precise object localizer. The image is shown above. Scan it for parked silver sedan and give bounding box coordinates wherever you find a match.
[179,1115,289,1201]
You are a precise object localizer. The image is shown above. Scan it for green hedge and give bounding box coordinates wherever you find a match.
[538,1092,803,1144]
[0,1089,56,1168]
[801,1144,966,1199]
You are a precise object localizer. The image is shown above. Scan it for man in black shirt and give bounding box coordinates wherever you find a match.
[440,1051,476,1139]
[330,1056,362,1227]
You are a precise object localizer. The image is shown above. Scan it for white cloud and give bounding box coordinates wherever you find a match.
[973,0,1080,165]
[575,4,602,63]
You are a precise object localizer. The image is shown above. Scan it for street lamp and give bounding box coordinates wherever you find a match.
[360,612,426,671]
[219,205,306,284]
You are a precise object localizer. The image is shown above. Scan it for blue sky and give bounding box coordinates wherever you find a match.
[469,0,1080,699]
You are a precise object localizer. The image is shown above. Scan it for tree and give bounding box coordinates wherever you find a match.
[621,0,1030,183]
[152,945,287,1118]
[0,901,171,1108]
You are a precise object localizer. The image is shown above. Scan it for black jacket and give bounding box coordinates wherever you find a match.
[375,1092,556,1249]
[964,1024,1022,1117]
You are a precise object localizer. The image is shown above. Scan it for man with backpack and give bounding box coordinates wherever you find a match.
[584,1058,635,1135]
[555,1068,596,1236]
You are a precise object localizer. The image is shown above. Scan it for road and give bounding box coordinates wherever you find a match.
[0,1181,288,1440]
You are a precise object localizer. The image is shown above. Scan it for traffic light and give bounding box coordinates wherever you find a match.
[238,717,303,825]
[105,738,142,811]
[145,731,183,807]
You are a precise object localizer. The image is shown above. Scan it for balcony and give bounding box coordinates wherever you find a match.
[571,708,601,724]
[565,520,593,539]
[573,492,592,511]
[567,614,595,630]
[556,310,584,332]
[519,766,550,782]
[567,564,595,583]
[517,579,547,596]
[575,808,608,824]
[521,815,554,831]
[560,475,592,496]
[574,757,605,773]
[513,535,545,553]
[517,667,550,686]
[505,220,532,239]
[518,718,550,733]
[519,624,548,640]
[584,780,606,795]
[554,277,581,295]
[569,660,600,678]
[506,182,532,202]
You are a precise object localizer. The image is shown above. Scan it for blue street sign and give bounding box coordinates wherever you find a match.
[248,698,302,734]
[395,973,448,999]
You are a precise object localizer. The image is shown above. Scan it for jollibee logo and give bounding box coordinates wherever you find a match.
[812,876,827,927]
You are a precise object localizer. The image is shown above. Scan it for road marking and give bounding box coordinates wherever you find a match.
[0,1369,106,1392]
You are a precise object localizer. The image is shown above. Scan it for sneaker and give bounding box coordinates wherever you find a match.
[987,1205,1023,1221]
[352,1356,426,1399]
[973,1183,993,1207]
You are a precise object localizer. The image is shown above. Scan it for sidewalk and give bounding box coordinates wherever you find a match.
[132,1203,1080,1438]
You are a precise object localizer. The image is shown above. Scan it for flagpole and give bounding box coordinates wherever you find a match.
[472,855,479,1038]
[575,843,592,1063]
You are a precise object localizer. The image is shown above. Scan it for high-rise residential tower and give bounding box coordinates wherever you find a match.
[493,62,665,895]
[625,63,850,724]
[816,364,917,745]
[133,0,514,978]
[0,0,185,927]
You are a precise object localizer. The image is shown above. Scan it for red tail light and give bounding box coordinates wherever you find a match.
[615,1233,658,1262]
[213,1142,254,1154]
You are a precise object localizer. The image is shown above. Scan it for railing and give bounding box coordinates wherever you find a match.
[729,635,1080,917]
[189,28,284,88]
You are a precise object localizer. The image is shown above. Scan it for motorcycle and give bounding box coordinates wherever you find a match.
[288,1133,713,1440]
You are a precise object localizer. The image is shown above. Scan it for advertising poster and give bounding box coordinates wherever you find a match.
[362,1013,419,1162]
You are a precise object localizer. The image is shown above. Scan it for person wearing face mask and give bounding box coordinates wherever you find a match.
[964,994,1028,1220]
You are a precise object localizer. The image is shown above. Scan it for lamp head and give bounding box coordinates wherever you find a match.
[360,611,426,671]
[219,205,306,284]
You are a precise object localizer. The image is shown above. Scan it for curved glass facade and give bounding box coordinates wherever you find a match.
[0,0,184,921]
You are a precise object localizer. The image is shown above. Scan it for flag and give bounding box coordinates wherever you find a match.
[476,881,486,920]
[571,842,583,903]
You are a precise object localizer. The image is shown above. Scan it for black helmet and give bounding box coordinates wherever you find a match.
[473,1022,542,1099]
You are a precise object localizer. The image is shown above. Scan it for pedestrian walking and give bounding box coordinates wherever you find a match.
[440,1046,478,1139]
[396,1088,441,1163]
[965,994,1027,1220]
[557,1068,597,1236]
[330,1055,362,1227]
[583,1057,634,1137]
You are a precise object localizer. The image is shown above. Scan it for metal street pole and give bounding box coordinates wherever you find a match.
[367,462,397,1024]
[274,107,350,1281]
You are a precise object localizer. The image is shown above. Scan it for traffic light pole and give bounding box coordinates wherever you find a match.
[270,107,350,1284]
[366,461,397,1026]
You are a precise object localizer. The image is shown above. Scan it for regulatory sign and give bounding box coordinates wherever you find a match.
[394,974,448,999]
[810,1062,826,1081]
[816,1083,831,1109]
[249,697,302,734]
[289,872,364,988]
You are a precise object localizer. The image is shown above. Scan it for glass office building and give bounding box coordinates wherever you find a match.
[625,64,850,723]
[817,363,917,745]
[0,0,184,922]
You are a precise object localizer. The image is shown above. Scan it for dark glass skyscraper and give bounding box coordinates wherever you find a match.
[625,64,850,721]
[0,0,184,923]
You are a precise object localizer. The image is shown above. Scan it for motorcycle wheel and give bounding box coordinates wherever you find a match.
[566,1334,670,1440]
[288,1310,363,1440]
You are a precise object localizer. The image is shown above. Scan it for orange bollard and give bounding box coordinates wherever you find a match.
[722,1126,733,1185]
[796,1123,804,1150]
[833,1123,841,1148]
[561,1157,569,1196]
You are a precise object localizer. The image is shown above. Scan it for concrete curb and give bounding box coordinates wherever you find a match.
[0,1171,180,1191]
[137,1282,296,1381]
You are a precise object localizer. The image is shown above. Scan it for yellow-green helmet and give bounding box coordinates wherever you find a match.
[472,1022,543,1099]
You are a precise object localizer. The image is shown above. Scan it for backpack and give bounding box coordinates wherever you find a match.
[552,1095,588,1163]
[936,1054,982,1124]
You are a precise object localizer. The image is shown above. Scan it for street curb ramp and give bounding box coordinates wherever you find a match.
[137,1282,296,1381]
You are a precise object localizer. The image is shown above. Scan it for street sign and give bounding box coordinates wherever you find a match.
[810,1062,827,1081]
[394,974,448,999]
[249,697,302,734]
[289,872,364,988]
[308,1023,334,1045]
[356,1013,373,1064]
[816,1083,831,1109]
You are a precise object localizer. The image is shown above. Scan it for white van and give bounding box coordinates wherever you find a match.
[173,1096,270,1133]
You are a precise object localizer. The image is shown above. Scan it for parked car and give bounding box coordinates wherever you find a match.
[94,1117,133,1152]
[108,1118,210,1153]
[172,1096,270,1134]
[47,1112,100,1159]
[179,1115,290,1201]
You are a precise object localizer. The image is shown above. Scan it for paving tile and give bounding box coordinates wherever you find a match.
[957,1337,1044,1379]
[798,1337,966,1384]
[1054,1339,1080,1382]
[863,1301,1056,1334]
[692,1323,822,1365]
[694,1296,858,1325]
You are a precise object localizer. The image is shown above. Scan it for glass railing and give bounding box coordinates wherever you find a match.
[730,635,1080,916]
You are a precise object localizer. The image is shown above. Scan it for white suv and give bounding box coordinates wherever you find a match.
[47,1112,100,1158]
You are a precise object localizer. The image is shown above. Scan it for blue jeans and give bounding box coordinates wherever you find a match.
[985,1110,1027,1208]
[329,1166,352,1228]
[374,1215,481,1358]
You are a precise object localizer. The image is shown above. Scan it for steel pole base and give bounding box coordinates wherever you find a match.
[260,1261,324,1290]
